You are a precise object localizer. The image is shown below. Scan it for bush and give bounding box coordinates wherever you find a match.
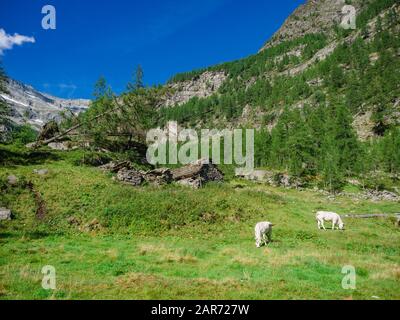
[11,125,37,145]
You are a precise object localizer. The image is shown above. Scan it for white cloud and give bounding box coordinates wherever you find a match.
[0,28,35,55]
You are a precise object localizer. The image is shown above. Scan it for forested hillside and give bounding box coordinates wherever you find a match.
[153,0,400,191]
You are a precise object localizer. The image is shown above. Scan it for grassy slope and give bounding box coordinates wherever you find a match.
[0,147,399,300]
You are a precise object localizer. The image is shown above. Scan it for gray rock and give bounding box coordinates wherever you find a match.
[339,189,400,202]
[25,142,37,149]
[0,208,12,221]
[33,169,49,175]
[116,168,144,186]
[48,142,70,151]
[177,178,203,189]
[7,175,18,186]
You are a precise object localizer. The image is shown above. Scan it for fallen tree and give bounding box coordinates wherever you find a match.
[342,213,400,218]
[33,104,122,148]
[342,213,400,227]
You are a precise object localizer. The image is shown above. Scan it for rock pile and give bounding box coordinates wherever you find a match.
[235,168,303,188]
[354,190,400,202]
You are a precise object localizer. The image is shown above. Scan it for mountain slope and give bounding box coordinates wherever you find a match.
[259,0,364,51]
[158,0,400,138]
[1,79,90,130]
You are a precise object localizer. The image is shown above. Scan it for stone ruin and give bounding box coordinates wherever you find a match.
[100,158,223,189]
[171,158,224,188]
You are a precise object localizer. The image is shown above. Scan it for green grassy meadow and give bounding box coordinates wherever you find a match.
[0,146,399,300]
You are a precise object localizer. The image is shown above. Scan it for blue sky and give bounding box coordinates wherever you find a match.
[0,0,304,99]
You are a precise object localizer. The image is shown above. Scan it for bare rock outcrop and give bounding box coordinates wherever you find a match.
[162,71,227,108]
[260,0,364,51]
[3,78,89,131]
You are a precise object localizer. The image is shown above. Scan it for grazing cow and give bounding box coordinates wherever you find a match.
[255,222,274,248]
[316,211,345,230]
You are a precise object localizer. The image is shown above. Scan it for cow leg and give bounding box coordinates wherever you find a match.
[332,221,336,230]
[255,236,261,248]
[317,220,321,230]
[321,221,326,231]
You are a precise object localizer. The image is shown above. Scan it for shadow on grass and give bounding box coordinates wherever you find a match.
[0,145,60,167]
[0,232,16,239]
[26,231,51,239]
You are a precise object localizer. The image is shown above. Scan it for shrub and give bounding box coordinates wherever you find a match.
[12,125,37,145]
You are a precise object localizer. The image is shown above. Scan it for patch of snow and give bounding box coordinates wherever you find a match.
[0,94,29,107]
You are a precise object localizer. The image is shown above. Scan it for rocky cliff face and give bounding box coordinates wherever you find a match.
[260,0,364,51]
[162,71,227,108]
[1,79,90,130]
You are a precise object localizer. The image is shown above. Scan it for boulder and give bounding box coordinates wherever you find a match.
[177,178,203,189]
[116,168,144,186]
[48,142,71,151]
[0,208,12,221]
[7,175,18,186]
[33,169,49,176]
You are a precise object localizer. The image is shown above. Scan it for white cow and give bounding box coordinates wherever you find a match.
[255,222,274,248]
[316,211,345,230]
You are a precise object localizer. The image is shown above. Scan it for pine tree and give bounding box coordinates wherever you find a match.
[321,136,344,193]
[135,65,144,90]
[329,65,345,88]
[254,129,271,168]
[332,104,360,175]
